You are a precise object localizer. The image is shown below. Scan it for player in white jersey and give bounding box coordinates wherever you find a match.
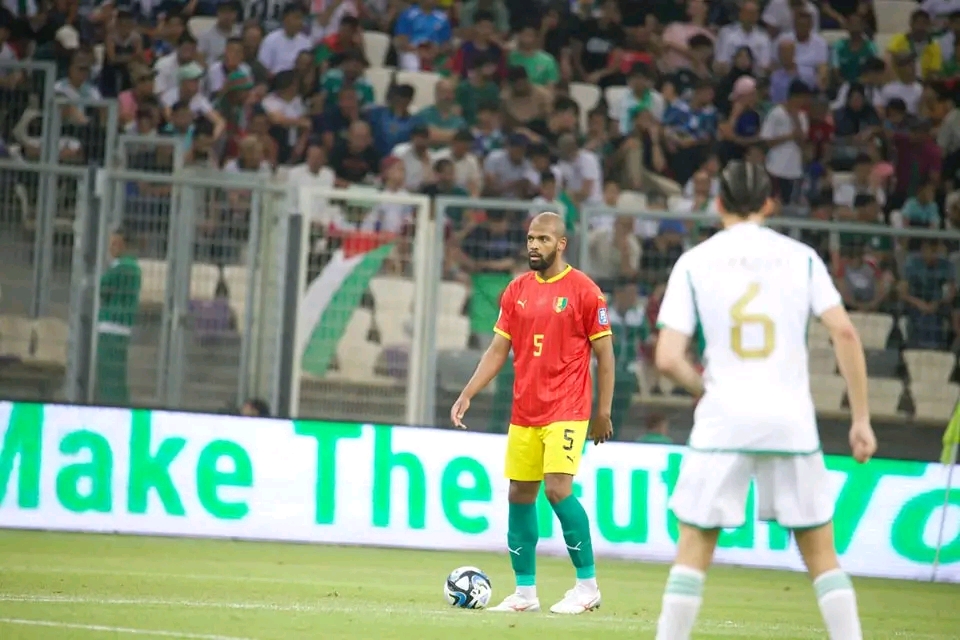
[652,161,877,640]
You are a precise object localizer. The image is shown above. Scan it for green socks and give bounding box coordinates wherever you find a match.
[552,495,596,579]
[507,502,539,587]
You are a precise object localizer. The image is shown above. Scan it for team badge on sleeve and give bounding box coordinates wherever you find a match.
[554,297,568,313]
[598,307,609,326]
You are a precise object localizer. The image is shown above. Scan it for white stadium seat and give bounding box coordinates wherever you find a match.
[0,315,34,359]
[221,265,249,330]
[342,308,373,344]
[336,338,381,381]
[363,31,391,68]
[438,281,468,317]
[605,85,629,121]
[395,71,441,113]
[138,259,168,306]
[807,320,832,349]
[189,263,222,301]
[808,347,837,375]
[903,350,956,386]
[188,16,216,39]
[848,312,893,350]
[369,276,415,315]
[810,374,845,412]
[569,82,601,130]
[868,378,905,418]
[31,317,68,367]
[874,2,916,39]
[366,68,394,104]
[376,312,412,346]
[821,30,846,46]
[436,314,470,351]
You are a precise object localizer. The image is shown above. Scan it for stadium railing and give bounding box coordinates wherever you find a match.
[579,203,960,428]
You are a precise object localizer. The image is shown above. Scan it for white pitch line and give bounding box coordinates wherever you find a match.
[0,617,255,640]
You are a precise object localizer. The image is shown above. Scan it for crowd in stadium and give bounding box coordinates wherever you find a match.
[0,0,958,354]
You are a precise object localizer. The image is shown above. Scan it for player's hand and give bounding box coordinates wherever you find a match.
[589,413,613,445]
[849,419,877,463]
[450,395,470,430]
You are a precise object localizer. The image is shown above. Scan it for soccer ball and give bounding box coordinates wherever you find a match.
[444,566,492,609]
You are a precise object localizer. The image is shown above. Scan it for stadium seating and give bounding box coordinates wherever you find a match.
[868,378,905,418]
[187,17,216,39]
[604,86,629,121]
[810,373,846,412]
[138,259,168,306]
[221,265,249,331]
[344,308,373,343]
[436,314,470,351]
[0,315,33,360]
[874,1,915,37]
[189,263,222,300]
[806,320,832,349]
[335,337,381,382]
[363,32,391,68]
[438,281,468,316]
[395,71,441,113]
[848,312,894,350]
[369,276,415,315]
[569,82,601,130]
[31,317,68,367]
[808,347,837,375]
[366,68,395,104]
[903,350,959,422]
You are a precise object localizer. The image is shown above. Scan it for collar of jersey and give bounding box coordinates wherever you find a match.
[536,265,572,284]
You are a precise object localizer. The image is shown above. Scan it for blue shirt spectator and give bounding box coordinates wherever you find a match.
[365,84,418,156]
[394,0,453,47]
[662,92,719,141]
[902,182,941,228]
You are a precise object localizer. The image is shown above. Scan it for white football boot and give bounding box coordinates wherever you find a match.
[549,583,602,614]
[488,591,542,612]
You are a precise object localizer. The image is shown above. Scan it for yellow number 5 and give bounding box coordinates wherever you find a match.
[533,334,544,357]
[730,283,775,359]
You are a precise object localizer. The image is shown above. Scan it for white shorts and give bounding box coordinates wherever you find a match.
[668,451,834,530]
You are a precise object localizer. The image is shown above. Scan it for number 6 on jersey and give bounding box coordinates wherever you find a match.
[730,283,775,359]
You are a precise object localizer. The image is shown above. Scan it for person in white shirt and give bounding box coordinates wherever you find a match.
[879,53,924,115]
[160,62,226,139]
[261,70,311,162]
[362,156,414,233]
[715,0,772,74]
[653,160,875,640]
[432,129,483,196]
[399,124,435,191]
[258,3,313,76]
[207,38,252,96]
[775,11,829,89]
[762,0,820,36]
[154,33,199,97]
[198,0,243,65]
[761,79,811,204]
[555,133,602,207]
[287,138,344,229]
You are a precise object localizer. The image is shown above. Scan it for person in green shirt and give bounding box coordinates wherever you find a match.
[830,14,878,84]
[456,51,502,126]
[96,226,142,405]
[637,412,674,444]
[320,51,375,108]
[507,23,559,87]
[607,277,648,437]
[416,77,467,147]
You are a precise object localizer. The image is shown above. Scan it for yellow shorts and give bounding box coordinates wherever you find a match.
[504,421,589,481]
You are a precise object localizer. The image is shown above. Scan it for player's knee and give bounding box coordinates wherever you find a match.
[508,480,540,504]
[542,474,572,504]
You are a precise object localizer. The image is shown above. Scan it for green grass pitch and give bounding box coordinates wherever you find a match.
[0,530,956,639]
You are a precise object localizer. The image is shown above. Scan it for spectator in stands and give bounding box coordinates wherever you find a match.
[771,38,815,104]
[500,65,551,133]
[96,226,142,406]
[241,22,270,86]
[508,21,559,89]
[638,413,673,444]
[714,0,772,75]
[835,242,893,313]
[258,4,312,76]
[262,69,311,164]
[556,132,602,209]
[241,398,271,417]
[761,79,811,204]
[436,128,482,196]
[362,156,414,233]
[640,219,684,289]
[471,102,504,156]
[777,10,829,88]
[207,38,247,97]
[422,157,469,203]
[155,33,198,97]
[618,63,664,136]
[831,13,877,85]
[185,119,219,169]
[367,83,416,156]
[834,153,885,216]
[660,0,714,77]
[100,9,143,98]
[455,52,500,127]
[900,239,956,349]
[330,119,381,186]
[832,83,882,168]
[393,0,453,71]
[458,0,510,43]
[571,0,624,88]
[887,9,941,80]
[314,14,364,65]
[483,132,536,198]
[587,215,640,289]
[881,53,924,115]
[287,138,337,218]
[400,124,434,190]
[889,118,941,210]
[452,10,505,81]
[718,75,761,163]
[661,78,717,184]
[198,1,241,65]
[118,64,157,127]
[903,178,942,229]
[418,78,466,146]
[321,50,375,108]
[317,85,363,149]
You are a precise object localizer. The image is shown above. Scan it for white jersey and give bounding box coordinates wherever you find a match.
[657,222,842,453]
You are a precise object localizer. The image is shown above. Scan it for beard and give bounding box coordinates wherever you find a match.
[528,249,557,272]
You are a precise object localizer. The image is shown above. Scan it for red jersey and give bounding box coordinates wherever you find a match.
[494,266,612,427]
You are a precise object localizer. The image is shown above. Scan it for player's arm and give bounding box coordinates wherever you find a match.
[811,254,876,462]
[592,334,615,416]
[654,259,705,397]
[584,287,615,443]
[459,334,512,402]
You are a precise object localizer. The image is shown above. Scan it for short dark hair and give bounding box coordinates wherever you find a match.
[474,9,496,24]
[434,157,453,172]
[171,99,191,112]
[243,398,271,417]
[553,96,579,114]
[688,34,713,50]
[178,33,197,47]
[194,118,215,137]
[539,170,556,184]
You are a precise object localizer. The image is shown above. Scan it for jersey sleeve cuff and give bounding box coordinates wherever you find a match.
[493,327,511,340]
[589,330,613,341]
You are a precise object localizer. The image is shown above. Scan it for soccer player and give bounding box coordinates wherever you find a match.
[450,212,615,614]
[652,161,877,640]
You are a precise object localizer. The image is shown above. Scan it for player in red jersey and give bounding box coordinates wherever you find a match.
[451,212,615,615]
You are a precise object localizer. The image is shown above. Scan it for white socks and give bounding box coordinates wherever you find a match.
[577,577,598,592]
[516,585,537,600]
[814,569,863,640]
[655,565,704,640]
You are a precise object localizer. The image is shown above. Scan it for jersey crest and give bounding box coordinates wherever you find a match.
[553,297,568,313]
